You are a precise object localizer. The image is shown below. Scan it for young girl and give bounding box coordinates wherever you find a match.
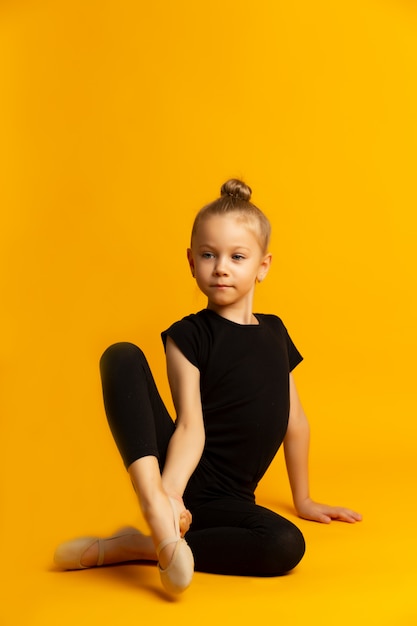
[54,179,361,594]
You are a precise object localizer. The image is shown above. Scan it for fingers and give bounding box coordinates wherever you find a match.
[327,507,362,523]
[179,509,192,536]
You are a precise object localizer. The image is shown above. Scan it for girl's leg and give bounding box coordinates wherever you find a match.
[100,341,175,471]
[82,342,179,569]
[185,499,305,576]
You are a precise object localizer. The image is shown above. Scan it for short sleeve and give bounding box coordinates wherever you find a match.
[258,314,303,372]
[284,326,303,372]
[161,315,205,370]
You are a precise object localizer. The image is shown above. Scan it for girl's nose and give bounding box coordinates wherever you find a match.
[213,258,228,275]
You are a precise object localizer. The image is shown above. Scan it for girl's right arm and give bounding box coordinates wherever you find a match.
[161,336,205,508]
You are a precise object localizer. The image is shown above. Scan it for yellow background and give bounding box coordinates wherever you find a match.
[1,0,416,623]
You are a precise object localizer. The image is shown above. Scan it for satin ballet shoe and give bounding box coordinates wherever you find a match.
[54,526,142,570]
[157,498,194,594]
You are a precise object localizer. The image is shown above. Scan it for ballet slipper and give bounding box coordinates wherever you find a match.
[54,526,142,570]
[156,498,194,594]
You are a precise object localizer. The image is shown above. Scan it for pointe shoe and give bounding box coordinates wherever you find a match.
[157,498,194,594]
[54,526,142,570]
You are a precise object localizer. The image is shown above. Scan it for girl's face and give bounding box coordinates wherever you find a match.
[187,214,272,323]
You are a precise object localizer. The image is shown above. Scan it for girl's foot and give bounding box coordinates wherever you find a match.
[141,493,194,593]
[142,493,184,570]
[126,458,194,592]
[54,527,156,569]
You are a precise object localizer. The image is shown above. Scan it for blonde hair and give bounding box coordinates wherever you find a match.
[191,179,271,253]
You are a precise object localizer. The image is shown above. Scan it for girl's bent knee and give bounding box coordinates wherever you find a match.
[261,523,305,576]
[275,525,305,574]
[100,342,145,372]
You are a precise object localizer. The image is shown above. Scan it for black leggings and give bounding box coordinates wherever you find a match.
[100,342,306,576]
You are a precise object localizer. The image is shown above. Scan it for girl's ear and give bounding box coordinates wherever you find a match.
[187,248,195,277]
[257,253,272,283]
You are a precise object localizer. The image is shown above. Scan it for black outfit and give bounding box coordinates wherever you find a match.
[100,309,306,576]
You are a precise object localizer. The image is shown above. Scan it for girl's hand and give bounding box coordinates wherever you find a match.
[179,508,192,536]
[296,498,362,524]
[166,492,193,536]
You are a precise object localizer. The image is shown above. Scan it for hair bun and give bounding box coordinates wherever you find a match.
[220,179,252,202]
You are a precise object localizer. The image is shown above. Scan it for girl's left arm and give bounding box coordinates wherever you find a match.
[283,374,362,524]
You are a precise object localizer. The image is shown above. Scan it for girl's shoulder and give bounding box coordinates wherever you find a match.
[161,309,211,345]
[254,312,286,330]
[256,314,303,370]
[161,310,213,370]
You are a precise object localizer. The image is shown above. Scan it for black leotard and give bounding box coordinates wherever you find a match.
[162,309,303,507]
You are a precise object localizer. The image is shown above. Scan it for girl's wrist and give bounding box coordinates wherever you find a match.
[161,479,183,501]
[294,495,311,512]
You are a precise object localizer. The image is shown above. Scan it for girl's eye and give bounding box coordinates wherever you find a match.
[232,254,245,261]
[202,252,214,259]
